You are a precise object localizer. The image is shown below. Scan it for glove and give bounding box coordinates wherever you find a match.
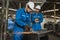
[25,25,31,32]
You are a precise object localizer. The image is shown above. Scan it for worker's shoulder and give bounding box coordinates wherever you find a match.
[17,8,25,12]
[39,12,43,15]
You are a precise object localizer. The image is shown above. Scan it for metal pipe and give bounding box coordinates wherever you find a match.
[42,9,59,13]
[19,2,21,8]
[4,0,9,40]
[41,0,46,7]
[54,3,56,23]
[1,0,5,40]
[34,0,36,3]
[53,2,56,32]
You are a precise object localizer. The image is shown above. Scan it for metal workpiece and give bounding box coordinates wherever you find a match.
[31,30,53,40]
[11,30,53,40]
[23,30,53,40]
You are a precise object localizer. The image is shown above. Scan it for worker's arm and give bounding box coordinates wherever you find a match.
[39,13,43,23]
[31,13,35,23]
[15,9,26,27]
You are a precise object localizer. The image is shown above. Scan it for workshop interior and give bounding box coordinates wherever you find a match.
[0,0,60,40]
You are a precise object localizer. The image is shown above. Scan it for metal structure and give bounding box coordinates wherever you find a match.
[4,0,9,40]
[53,2,56,32]
[1,0,5,40]
[1,0,9,40]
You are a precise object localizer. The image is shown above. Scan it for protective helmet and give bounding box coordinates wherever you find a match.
[26,2,34,10]
[35,5,41,9]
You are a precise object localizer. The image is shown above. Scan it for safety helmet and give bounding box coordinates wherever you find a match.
[26,2,34,10]
[35,5,41,9]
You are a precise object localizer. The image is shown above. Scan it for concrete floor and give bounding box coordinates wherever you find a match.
[49,34,60,40]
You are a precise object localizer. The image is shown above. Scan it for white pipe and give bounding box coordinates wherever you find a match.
[42,9,59,13]
[9,8,17,11]
[51,16,60,19]
[0,7,17,11]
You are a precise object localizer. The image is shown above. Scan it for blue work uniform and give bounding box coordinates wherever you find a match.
[8,18,14,30]
[31,12,43,31]
[13,8,31,40]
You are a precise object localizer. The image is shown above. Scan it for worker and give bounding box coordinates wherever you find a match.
[31,5,43,31]
[13,2,34,40]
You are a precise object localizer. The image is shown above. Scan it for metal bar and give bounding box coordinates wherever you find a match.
[34,2,42,3]
[54,3,56,23]
[43,9,59,13]
[34,0,36,3]
[56,2,60,4]
[1,0,5,40]
[41,0,46,7]
[19,3,21,8]
[53,2,56,32]
[4,0,9,40]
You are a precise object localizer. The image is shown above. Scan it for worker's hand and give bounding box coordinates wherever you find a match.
[25,25,30,32]
[35,18,39,22]
[30,28,33,32]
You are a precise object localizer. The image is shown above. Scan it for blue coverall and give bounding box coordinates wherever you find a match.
[13,8,31,40]
[31,12,43,31]
[8,18,14,30]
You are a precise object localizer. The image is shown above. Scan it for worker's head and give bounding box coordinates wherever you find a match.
[26,2,34,12]
[34,5,41,13]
